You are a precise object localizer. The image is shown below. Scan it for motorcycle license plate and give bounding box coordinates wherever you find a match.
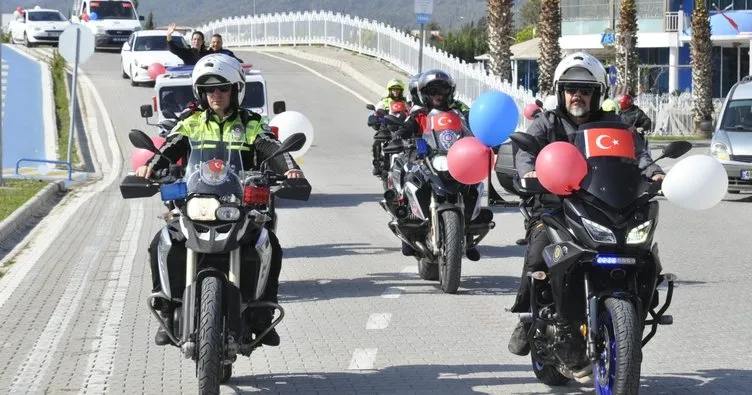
[741,170,752,180]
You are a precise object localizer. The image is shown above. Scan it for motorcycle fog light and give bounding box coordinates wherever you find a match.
[626,220,653,244]
[215,206,241,221]
[581,218,617,244]
[431,155,449,171]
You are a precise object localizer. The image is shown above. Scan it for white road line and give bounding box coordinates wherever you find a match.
[365,313,392,330]
[348,348,378,370]
[381,286,404,299]
[9,224,110,393]
[81,200,144,393]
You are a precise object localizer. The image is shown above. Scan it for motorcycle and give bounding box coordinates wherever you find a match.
[120,129,311,394]
[508,127,691,393]
[366,102,409,190]
[381,108,495,294]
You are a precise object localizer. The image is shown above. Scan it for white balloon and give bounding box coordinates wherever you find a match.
[269,111,314,159]
[543,95,558,111]
[662,154,728,210]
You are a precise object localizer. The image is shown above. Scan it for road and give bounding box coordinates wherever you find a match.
[0,46,750,394]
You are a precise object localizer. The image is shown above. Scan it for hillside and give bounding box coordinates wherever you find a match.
[8,0,503,32]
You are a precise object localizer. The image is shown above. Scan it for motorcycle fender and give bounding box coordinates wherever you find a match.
[157,227,173,300]
[436,202,463,218]
[253,228,273,301]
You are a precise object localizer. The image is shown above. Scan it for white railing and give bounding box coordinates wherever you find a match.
[196,10,541,132]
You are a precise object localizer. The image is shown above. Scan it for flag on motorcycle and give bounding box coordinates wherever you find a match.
[582,127,636,159]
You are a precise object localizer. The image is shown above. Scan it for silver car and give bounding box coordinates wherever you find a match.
[710,79,752,193]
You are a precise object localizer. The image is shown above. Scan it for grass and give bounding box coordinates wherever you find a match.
[49,51,80,166]
[1,32,10,43]
[0,180,50,222]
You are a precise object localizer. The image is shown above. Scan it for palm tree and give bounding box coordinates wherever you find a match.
[537,0,561,95]
[487,0,515,82]
[616,0,639,94]
[691,0,714,137]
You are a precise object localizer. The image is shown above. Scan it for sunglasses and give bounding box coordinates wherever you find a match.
[201,84,232,94]
[563,86,595,96]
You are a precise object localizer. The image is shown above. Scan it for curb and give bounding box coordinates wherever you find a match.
[0,180,67,249]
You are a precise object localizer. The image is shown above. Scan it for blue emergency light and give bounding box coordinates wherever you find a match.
[416,138,429,156]
[160,182,188,201]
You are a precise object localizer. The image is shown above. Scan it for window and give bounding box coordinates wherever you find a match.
[134,35,178,51]
[720,99,752,131]
[89,1,136,20]
[27,11,67,22]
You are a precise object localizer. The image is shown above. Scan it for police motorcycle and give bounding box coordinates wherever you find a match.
[381,109,495,294]
[366,102,410,190]
[119,129,310,394]
[508,126,691,393]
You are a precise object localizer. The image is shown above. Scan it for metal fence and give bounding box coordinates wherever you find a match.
[197,10,706,136]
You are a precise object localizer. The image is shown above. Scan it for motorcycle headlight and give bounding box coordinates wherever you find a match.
[581,218,617,244]
[215,206,241,221]
[431,155,449,171]
[626,220,653,245]
[186,197,220,221]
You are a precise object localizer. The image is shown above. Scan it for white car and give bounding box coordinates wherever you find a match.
[8,6,70,47]
[120,30,186,86]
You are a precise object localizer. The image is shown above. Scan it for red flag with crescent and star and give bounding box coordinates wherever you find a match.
[425,111,462,134]
[583,128,636,159]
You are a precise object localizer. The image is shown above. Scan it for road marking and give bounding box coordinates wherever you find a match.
[9,224,110,393]
[348,348,378,370]
[81,200,144,393]
[365,313,392,330]
[381,286,404,299]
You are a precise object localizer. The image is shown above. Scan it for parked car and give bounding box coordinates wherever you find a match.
[8,6,70,47]
[709,76,752,193]
[120,30,186,86]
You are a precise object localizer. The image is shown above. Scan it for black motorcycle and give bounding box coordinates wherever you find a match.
[508,126,691,394]
[381,109,495,293]
[366,103,409,190]
[120,130,310,394]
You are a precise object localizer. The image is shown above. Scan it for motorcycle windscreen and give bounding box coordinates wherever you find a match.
[422,109,464,153]
[183,136,245,200]
[573,123,648,211]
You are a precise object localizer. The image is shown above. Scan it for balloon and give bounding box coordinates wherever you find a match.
[662,155,728,210]
[543,95,558,111]
[81,12,90,22]
[523,103,541,121]
[147,63,167,80]
[535,142,588,195]
[130,136,182,170]
[469,91,520,147]
[447,137,492,185]
[268,111,314,159]
[90,12,98,20]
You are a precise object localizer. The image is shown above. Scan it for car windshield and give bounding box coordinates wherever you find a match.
[28,11,66,22]
[134,35,179,51]
[89,1,136,20]
[159,81,265,117]
[720,99,752,131]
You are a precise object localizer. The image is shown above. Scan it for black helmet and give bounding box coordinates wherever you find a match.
[418,69,456,110]
[409,73,422,106]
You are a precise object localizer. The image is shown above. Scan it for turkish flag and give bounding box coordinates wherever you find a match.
[424,111,462,135]
[583,128,635,159]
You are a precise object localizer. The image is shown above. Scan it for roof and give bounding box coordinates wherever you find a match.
[135,29,183,37]
[157,64,263,84]
[730,79,752,100]
[474,38,542,61]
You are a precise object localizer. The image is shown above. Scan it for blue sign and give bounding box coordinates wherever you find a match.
[601,32,616,47]
[416,13,431,25]
[608,65,618,86]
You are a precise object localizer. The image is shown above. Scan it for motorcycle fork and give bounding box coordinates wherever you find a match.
[430,194,440,255]
[584,272,599,362]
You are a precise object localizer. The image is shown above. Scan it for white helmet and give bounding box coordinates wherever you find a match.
[542,95,558,111]
[191,54,246,107]
[553,52,609,112]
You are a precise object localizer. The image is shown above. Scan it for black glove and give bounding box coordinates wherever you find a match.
[367,115,380,127]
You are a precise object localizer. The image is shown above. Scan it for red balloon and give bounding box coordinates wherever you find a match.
[147,63,167,80]
[524,103,541,121]
[131,136,178,171]
[535,142,588,195]
[81,12,89,21]
[447,137,492,185]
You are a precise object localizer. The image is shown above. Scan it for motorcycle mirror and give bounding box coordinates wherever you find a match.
[659,140,693,159]
[509,132,541,155]
[261,133,307,168]
[129,129,160,154]
[140,104,154,118]
[366,104,376,111]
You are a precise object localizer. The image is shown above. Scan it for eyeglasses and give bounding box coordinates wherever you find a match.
[200,84,232,94]
[563,86,595,96]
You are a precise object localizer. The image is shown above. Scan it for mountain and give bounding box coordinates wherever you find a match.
[8,0,501,32]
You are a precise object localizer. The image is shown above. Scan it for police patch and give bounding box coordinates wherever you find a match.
[439,130,460,150]
[231,124,244,141]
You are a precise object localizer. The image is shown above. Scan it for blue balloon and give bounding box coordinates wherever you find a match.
[469,91,520,147]
[90,12,98,20]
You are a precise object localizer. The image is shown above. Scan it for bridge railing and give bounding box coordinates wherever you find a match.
[196,10,541,132]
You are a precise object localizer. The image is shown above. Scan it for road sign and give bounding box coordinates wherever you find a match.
[414,0,434,14]
[59,25,95,65]
[416,13,431,25]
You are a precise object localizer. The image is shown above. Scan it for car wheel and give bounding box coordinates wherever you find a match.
[24,32,34,48]
[121,59,128,79]
[129,66,139,86]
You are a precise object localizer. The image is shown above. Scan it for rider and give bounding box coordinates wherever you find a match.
[367,79,409,175]
[507,51,665,357]
[134,54,305,347]
[616,93,652,136]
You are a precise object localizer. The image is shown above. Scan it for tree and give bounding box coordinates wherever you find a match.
[691,0,713,137]
[519,0,542,28]
[132,0,139,10]
[145,11,154,30]
[439,20,488,63]
[488,0,515,82]
[616,0,638,94]
[537,0,561,95]
[515,24,536,44]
